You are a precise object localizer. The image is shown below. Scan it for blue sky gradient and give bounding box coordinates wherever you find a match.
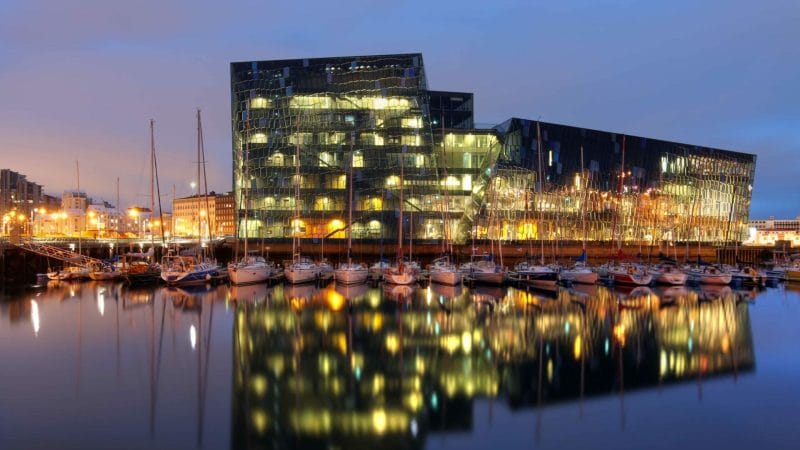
[0,0,797,218]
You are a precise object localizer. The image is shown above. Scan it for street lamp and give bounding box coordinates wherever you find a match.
[129,208,140,238]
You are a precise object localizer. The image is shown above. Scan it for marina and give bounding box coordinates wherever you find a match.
[0,3,797,447]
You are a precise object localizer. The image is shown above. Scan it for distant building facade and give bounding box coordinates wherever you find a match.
[1,169,45,215]
[172,192,235,238]
[744,215,800,247]
[225,53,756,245]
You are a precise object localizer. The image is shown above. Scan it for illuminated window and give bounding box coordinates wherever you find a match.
[249,97,270,109]
[353,151,364,168]
[319,152,333,167]
[401,117,422,128]
[269,153,284,166]
[249,133,267,144]
[361,133,384,146]
[401,135,420,146]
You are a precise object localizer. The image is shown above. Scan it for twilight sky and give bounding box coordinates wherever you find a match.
[0,0,797,218]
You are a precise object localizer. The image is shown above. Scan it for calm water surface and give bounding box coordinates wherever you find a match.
[1,281,799,449]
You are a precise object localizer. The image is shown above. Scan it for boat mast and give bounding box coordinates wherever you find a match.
[150,120,166,249]
[150,119,156,250]
[580,145,587,252]
[241,118,251,260]
[397,148,404,263]
[116,177,120,237]
[612,135,626,252]
[197,109,214,257]
[536,121,545,265]
[440,115,452,255]
[293,113,300,261]
[196,111,202,249]
[76,160,82,255]
[347,132,355,264]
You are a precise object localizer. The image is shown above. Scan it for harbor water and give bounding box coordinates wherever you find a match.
[1,281,799,449]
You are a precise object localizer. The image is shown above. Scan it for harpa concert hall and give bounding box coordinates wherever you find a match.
[230,53,756,246]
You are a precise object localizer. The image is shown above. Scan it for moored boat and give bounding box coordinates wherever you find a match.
[285,255,320,284]
[730,266,765,286]
[160,254,219,286]
[559,262,598,285]
[334,262,369,285]
[691,265,732,285]
[515,260,559,287]
[229,255,274,285]
[48,266,90,281]
[88,265,125,281]
[609,264,652,286]
[652,264,688,286]
[429,256,462,286]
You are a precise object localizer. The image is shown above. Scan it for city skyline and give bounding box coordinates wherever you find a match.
[1,0,797,218]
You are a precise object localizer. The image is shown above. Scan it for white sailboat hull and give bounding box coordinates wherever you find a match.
[334,267,369,285]
[430,269,461,286]
[560,269,598,285]
[49,267,90,281]
[285,267,318,284]
[470,270,505,285]
[655,271,688,286]
[228,262,272,285]
[384,269,416,285]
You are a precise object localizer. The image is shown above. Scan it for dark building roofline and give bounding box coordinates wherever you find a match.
[496,117,756,161]
[427,89,473,97]
[231,52,424,68]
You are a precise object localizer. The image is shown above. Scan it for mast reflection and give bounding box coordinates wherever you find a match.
[232,284,754,448]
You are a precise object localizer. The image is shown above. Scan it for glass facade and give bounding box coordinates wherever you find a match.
[492,119,757,244]
[231,54,756,245]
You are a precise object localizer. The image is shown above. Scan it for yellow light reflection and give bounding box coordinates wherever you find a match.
[461,331,472,353]
[325,289,345,312]
[385,334,399,353]
[573,335,582,360]
[372,409,387,434]
[252,409,269,434]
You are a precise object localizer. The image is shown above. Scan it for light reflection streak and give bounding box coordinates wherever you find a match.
[97,293,105,317]
[31,299,40,337]
[190,325,197,350]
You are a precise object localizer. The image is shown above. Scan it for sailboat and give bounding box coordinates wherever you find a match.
[429,119,462,286]
[161,110,220,286]
[229,120,273,285]
[561,146,598,285]
[515,121,558,287]
[335,136,368,285]
[285,114,320,284]
[384,147,416,285]
[122,120,162,284]
[50,161,91,281]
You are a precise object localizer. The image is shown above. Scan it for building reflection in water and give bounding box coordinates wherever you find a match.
[231,283,754,449]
